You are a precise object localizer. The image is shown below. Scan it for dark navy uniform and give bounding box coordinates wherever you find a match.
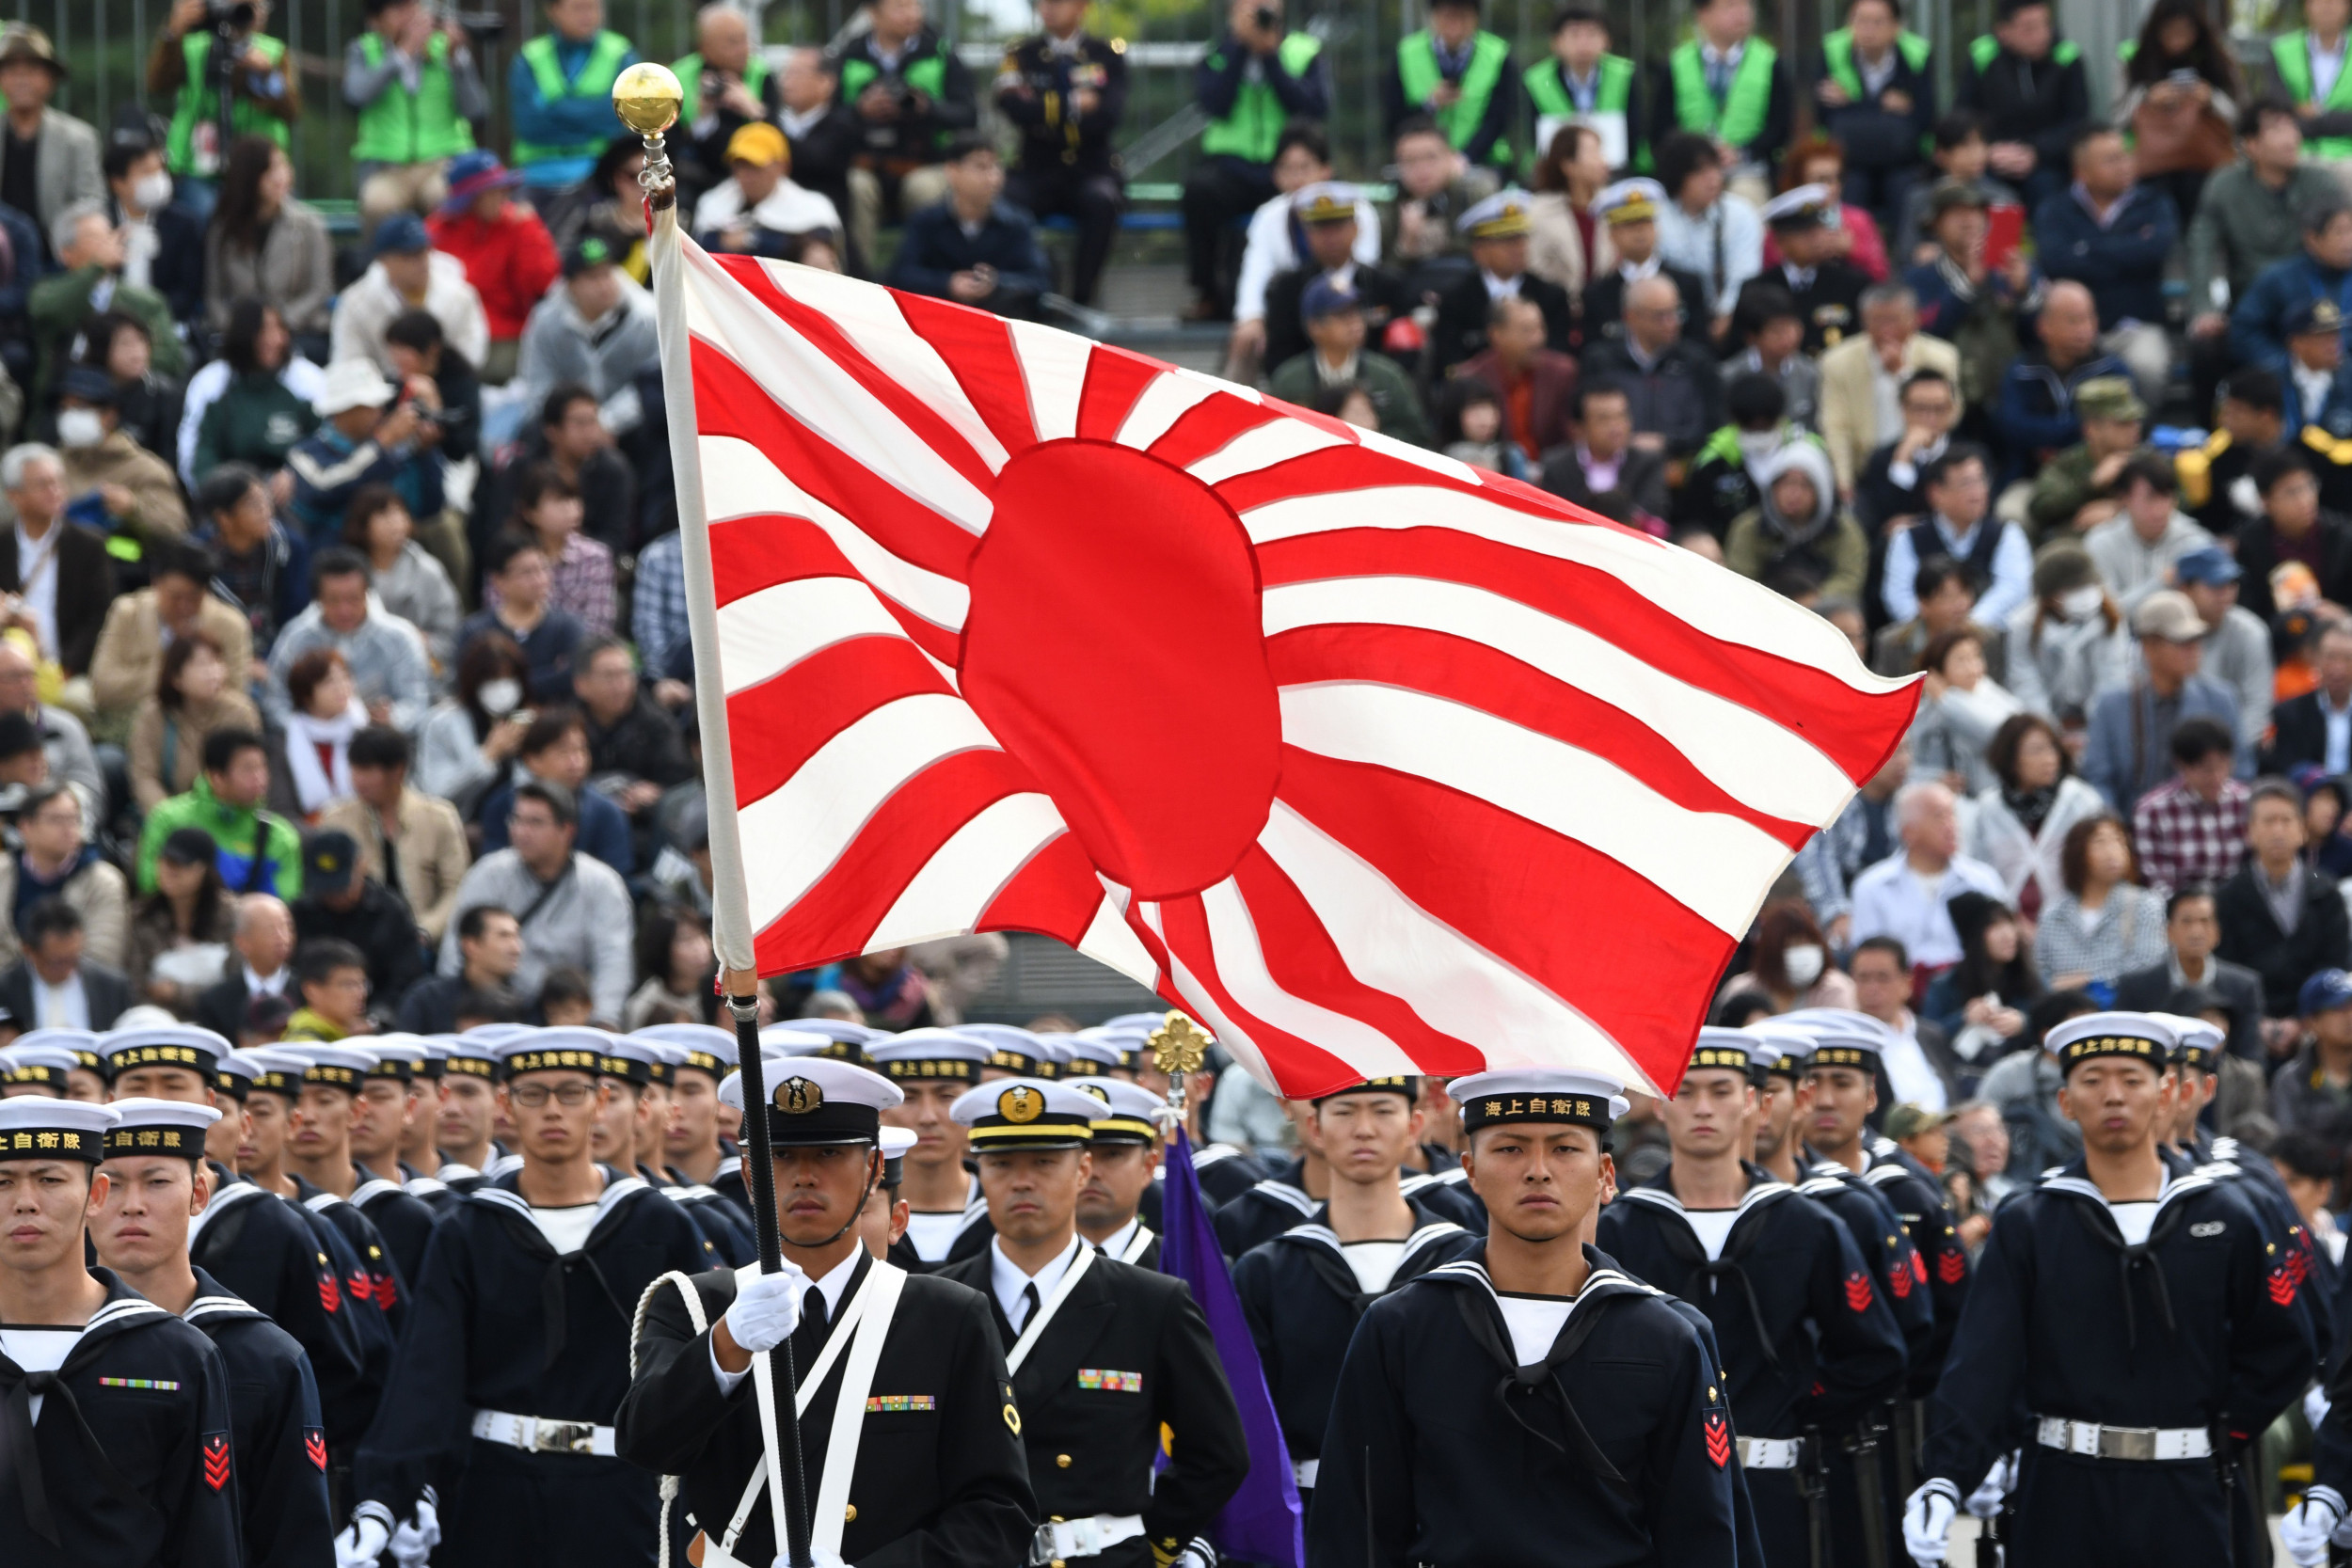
[1181,1139,1265,1208]
[1232,1196,1473,1502]
[1850,1135,1973,1390]
[646,1165,755,1266]
[294,1175,411,1338]
[1215,1159,1482,1257]
[0,1269,246,1568]
[185,1266,337,1568]
[348,1168,442,1305]
[994,28,1128,304]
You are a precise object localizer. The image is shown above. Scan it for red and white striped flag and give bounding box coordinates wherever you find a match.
[661,245,1917,1098]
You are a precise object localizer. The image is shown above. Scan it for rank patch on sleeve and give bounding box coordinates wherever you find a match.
[305,1429,327,1470]
[1077,1369,1144,1392]
[1704,1413,1731,1469]
[866,1394,937,1412]
[1843,1273,1873,1313]
[202,1433,232,1491]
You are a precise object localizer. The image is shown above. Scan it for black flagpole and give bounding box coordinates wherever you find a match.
[728,986,813,1568]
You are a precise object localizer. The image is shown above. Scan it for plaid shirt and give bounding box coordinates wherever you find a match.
[630,530,687,680]
[485,531,617,638]
[2131,777,2250,894]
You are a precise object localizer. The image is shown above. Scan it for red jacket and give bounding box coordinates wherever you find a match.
[426,205,561,342]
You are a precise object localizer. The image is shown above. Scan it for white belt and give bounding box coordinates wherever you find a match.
[469,1408,617,1457]
[2034,1416,2212,1462]
[1030,1513,1146,1564]
[1737,1435,1804,1470]
[1293,1457,1320,1488]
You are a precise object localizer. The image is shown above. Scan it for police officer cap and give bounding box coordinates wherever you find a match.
[869,1029,994,1085]
[2290,296,2347,339]
[720,1055,901,1148]
[1688,1027,1764,1084]
[2042,1010,2177,1073]
[13,1026,102,1072]
[1759,182,1837,231]
[1064,1074,1168,1144]
[1448,1068,1628,1132]
[103,1097,221,1160]
[636,1022,740,1077]
[1290,180,1361,225]
[2303,969,2352,1017]
[1591,178,1665,226]
[494,1028,614,1082]
[961,1022,1061,1079]
[0,1098,115,1164]
[0,1042,81,1094]
[102,1023,231,1079]
[1458,188,1534,239]
[952,1076,1100,1150]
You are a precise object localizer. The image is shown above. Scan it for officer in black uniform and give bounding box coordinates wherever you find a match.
[91,1096,336,1568]
[0,1097,245,1568]
[1738,184,1872,354]
[1313,1067,1744,1564]
[1068,1074,1166,1266]
[937,1075,1248,1568]
[345,1027,711,1568]
[1598,1030,1909,1563]
[616,1053,1036,1568]
[1231,1073,1477,1513]
[1903,1012,2317,1567]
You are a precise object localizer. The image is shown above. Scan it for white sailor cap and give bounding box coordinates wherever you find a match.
[213,1050,263,1100]
[1052,1032,1126,1074]
[719,1055,901,1148]
[1742,1023,1816,1079]
[880,1123,918,1180]
[238,1048,310,1099]
[103,1023,232,1079]
[594,1033,663,1085]
[951,1077,1099,1149]
[869,1029,993,1085]
[102,1096,221,1159]
[442,1027,512,1079]
[1,1042,82,1095]
[1759,182,1838,230]
[0,1097,116,1162]
[1291,180,1361,223]
[779,1019,888,1046]
[1448,1068,1629,1132]
[412,1037,451,1078]
[636,1022,739,1077]
[1064,1075,1168,1144]
[291,1043,379,1090]
[360,1037,430,1083]
[961,1023,1060,1079]
[1776,1009,1888,1069]
[764,1022,873,1067]
[1102,1012,1176,1034]
[2044,1011,2177,1073]
[12,1026,103,1073]
[1689,1027,1764,1081]
[1591,177,1665,224]
[2153,1011,2226,1070]
[493,1028,613,1081]
[1457,187,1534,238]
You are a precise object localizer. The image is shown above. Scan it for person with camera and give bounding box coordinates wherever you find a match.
[285,359,446,551]
[831,0,976,279]
[149,0,298,225]
[346,0,488,236]
[672,2,780,200]
[509,0,637,197]
[0,25,100,253]
[1181,0,1328,321]
[994,0,1128,307]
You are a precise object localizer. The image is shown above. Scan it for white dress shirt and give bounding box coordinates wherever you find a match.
[32,971,87,1028]
[1848,851,2010,968]
[992,1232,1086,1331]
[13,517,61,663]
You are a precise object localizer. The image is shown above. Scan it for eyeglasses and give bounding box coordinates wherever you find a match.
[508,1082,596,1107]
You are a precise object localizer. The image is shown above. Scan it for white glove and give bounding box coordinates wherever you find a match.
[336,1515,390,1568]
[769,1554,847,1568]
[723,1263,809,1355]
[1964,1450,2015,1519]
[388,1511,431,1568]
[2311,1384,2333,1433]
[1902,1479,1959,1567]
[2284,1485,2345,1567]
[416,1491,441,1550]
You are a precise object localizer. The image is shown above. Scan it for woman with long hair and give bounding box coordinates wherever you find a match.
[190,298,321,482]
[203,137,333,340]
[125,826,236,1018]
[416,633,532,820]
[127,630,262,814]
[1717,900,1859,1013]
[626,903,716,1030]
[278,648,366,818]
[2116,0,2241,218]
[1924,891,2043,1076]
[1964,711,2106,921]
[2034,815,2169,993]
[1527,123,1615,300]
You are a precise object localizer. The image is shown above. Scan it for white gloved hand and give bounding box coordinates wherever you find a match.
[2283,1485,2345,1567]
[388,1511,431,1568]
[1963,1450,2015,1518]
[2310,1384,2333,1433]
[723,1262,809,1355]
[336,1515,391,1568]
[1901,1479,1959,1567]
[416,1491,440,1550]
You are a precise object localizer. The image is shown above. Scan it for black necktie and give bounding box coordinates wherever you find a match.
[803,1287,826,1333]
[1019,1282,1041,1330]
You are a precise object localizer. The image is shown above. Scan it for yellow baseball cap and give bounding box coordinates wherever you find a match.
[726,121,788,169]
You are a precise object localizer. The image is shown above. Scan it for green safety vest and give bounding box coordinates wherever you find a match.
[1822,26,1928,99]
[2274,31,2352,158]
[351,31,474,164]
[838,39,954,151]
[1200,31,1324,163]
[1524,53,1632,119]
[165,32,291,179]
[673,50,770,122]
[1668,38,1777,150]
[1396,29,1512,165]
[513,29,632,168]
[1967,33,2081,74]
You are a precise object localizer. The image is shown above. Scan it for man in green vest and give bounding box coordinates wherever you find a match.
[1181,0,1329,320]
[1524,7,1642,175]
[506,0,637,196]
[2264,0,2352,161]
[831,0,976,283]
[1647,0,1790,207]
[345,0,485,238]
[1816,0,1934,226]
[1383,0,1516,174]
[147,0,298,223]
[675,2,781,199]
[1952,0,2088,210]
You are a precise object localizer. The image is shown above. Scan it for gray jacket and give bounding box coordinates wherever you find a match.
[23,109,100,238]
[203,198,335,334]
[437,847,633,1023]
[2201,603,2275,745]
[2079,672,2249,811]
[263,604,434,733]
[516,278,659,436]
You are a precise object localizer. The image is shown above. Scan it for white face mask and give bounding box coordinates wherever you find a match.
[477,678,523,717]
[1736,429,1784,467]
[2058,585,2106,622]
[132,170,172,213]
[55,408,104,449]
[1781,942,1826,987]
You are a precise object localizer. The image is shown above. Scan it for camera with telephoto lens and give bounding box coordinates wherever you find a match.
[1252,5,1279,30]
[202,0,257,33]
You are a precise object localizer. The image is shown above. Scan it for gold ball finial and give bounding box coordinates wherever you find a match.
[613,61,684,137]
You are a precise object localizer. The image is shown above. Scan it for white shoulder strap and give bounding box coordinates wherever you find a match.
[808,1264,907,1560]
[1117,1225,1156,1265]
[1008,1242,1097,1375]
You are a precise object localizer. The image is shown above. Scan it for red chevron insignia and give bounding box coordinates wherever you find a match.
[348,1271,373,1305]
[317,1274,340,1312]
[1704,1413,1730,1469]
[304,1430,326,1471]
[2269,1267,2297,1307]
[1937,1250,1966,1285]
[373,1272,398,1310]
[202,1433,230,1491]
[2290,1245,2311,1285]
[1911,1249,1929,1285]
[1888,1261,1913,1299]
[1844,1272,1873,1312]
